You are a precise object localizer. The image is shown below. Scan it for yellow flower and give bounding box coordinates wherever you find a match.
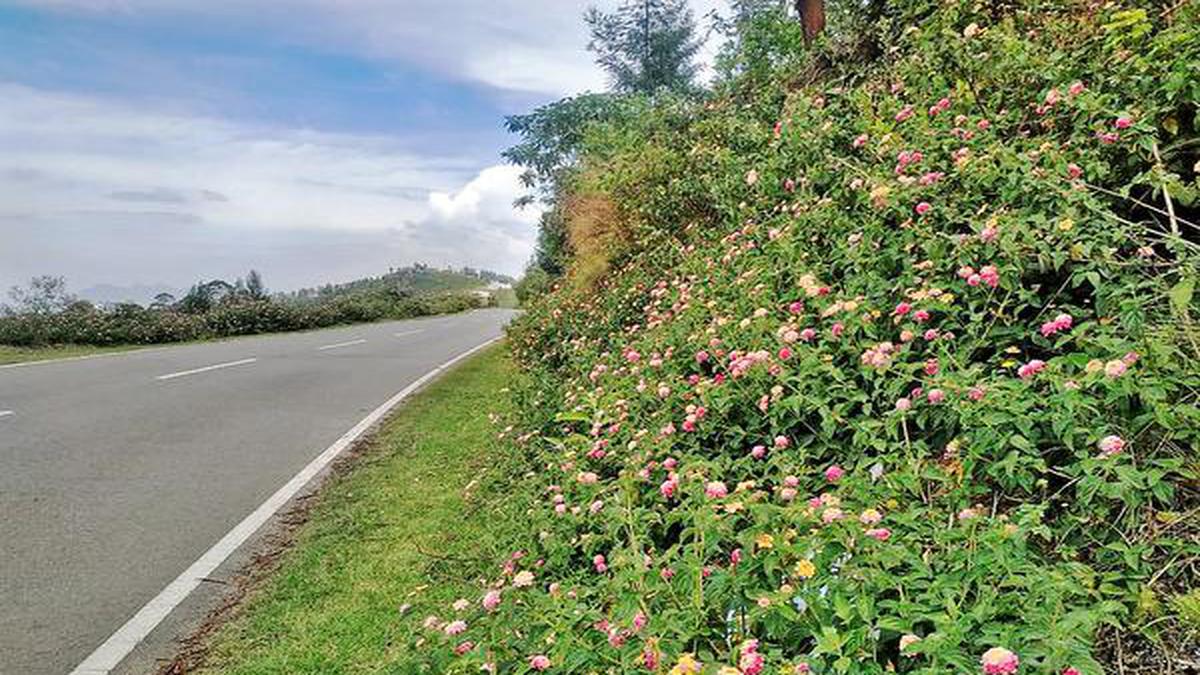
[1058,217,1075,232]
[670,654,703,675]
[755,533,775,550]
[794,559,816,579]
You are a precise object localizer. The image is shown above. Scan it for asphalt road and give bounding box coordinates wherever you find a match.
[0,309,516,675]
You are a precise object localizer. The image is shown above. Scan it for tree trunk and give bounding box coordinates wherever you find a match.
[794,0,826,41]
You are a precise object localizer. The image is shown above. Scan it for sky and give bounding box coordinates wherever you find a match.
[0,0,725,300]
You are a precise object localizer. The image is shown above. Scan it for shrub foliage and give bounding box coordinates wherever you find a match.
[415,2,1199,674]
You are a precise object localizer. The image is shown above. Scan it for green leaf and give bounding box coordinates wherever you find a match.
[1168,276,1194,314]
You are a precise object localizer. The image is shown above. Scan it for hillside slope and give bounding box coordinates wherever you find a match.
[416,3,1199,673]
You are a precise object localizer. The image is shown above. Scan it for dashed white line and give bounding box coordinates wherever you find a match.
[393,329,425,338]
[68,335,502,675]
[0,410,13,418]
[155,358,258,381]
[317,338,367,351]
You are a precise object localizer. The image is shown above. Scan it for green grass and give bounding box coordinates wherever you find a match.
[195,344,521,674]
[0,343,144,366]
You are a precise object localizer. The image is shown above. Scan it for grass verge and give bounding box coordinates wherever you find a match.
[0,343,144,366]
[182,343,520,674]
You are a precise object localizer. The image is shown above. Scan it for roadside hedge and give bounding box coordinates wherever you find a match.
[0,292,482,347]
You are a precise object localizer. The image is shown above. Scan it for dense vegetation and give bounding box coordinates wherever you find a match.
[413,1,1199,673]
[0,265,500,347]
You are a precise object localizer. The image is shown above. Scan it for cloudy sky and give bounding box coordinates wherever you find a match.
[0,0,724,299]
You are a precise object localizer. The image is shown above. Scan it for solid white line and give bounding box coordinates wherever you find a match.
[393,329,425,338]
[317,338,367,351]
[155,358,258,381]
[69,336,502,675]
[0,410,13,418]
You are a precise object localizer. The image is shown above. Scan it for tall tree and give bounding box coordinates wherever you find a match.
[245,269,267,300]
[584,0,702,94]
[5,275,75,315]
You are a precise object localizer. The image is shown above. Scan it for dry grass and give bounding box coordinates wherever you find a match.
[565,190,627,292]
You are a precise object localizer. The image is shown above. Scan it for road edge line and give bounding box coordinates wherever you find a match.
[68,335,503,675]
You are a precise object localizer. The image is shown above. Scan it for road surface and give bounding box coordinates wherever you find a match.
[0,309,516,674]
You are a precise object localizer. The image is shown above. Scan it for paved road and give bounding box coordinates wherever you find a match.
[0,309,516,675]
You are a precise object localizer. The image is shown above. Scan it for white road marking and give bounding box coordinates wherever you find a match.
[68,336,503,675]
[155,358,258,381]
[393,329,424,338]
[317,338,367,351]
[0,410,13,418]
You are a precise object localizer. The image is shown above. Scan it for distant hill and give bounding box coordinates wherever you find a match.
[284,264,513,302]
[78,283,182,305]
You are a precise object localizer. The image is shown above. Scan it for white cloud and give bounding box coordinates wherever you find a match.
[0,83,540,289]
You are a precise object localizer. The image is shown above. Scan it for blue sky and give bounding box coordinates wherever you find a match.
[0,0,722,299]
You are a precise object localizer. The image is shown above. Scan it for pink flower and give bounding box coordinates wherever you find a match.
[482,589,501,612]
[632,611,648,632]
[455,641,475,655]
[968,386,986,401]
[1017,359,1046,379]
[750,444,767,459]
[894,301,912,316]
[444,620,467,636]
[774,435,790,449]
[593,554,608,573]
[642,644,660,670]
[1040,312,1073,337]
[1098,435,1125,457]
[852,133,869,148]
[739,649,765,675]
[695,350,709,363]
[1104,359,1128,378]
[927,388,945,404]
[924,358,940,376]
[1063,668,1081,675]
[822,507,844,523]
[915,201,932,216]
[979,265,1000,288]
[924,328,940,341]
[831,321,844,337]
[895,397,912,411]
[1068,81,1086,96]
[778,347,792,360]
[730,548,743,565]
[913,309,931,323]
[799,328,816,342]
[980,646,1019,674]
[1067,163,1083,179]
[789,300,804,314]
[1115,116,1133,129]
[529,654,552,671]
[705,481,728,499]
[895,105,914,122]
[660,475,678,499]
[866,527,891,541]
[824,465,845,482]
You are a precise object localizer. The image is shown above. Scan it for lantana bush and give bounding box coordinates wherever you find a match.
[412,2,1199,673]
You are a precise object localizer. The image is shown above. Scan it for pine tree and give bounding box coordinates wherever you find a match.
[584,0,701,94]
